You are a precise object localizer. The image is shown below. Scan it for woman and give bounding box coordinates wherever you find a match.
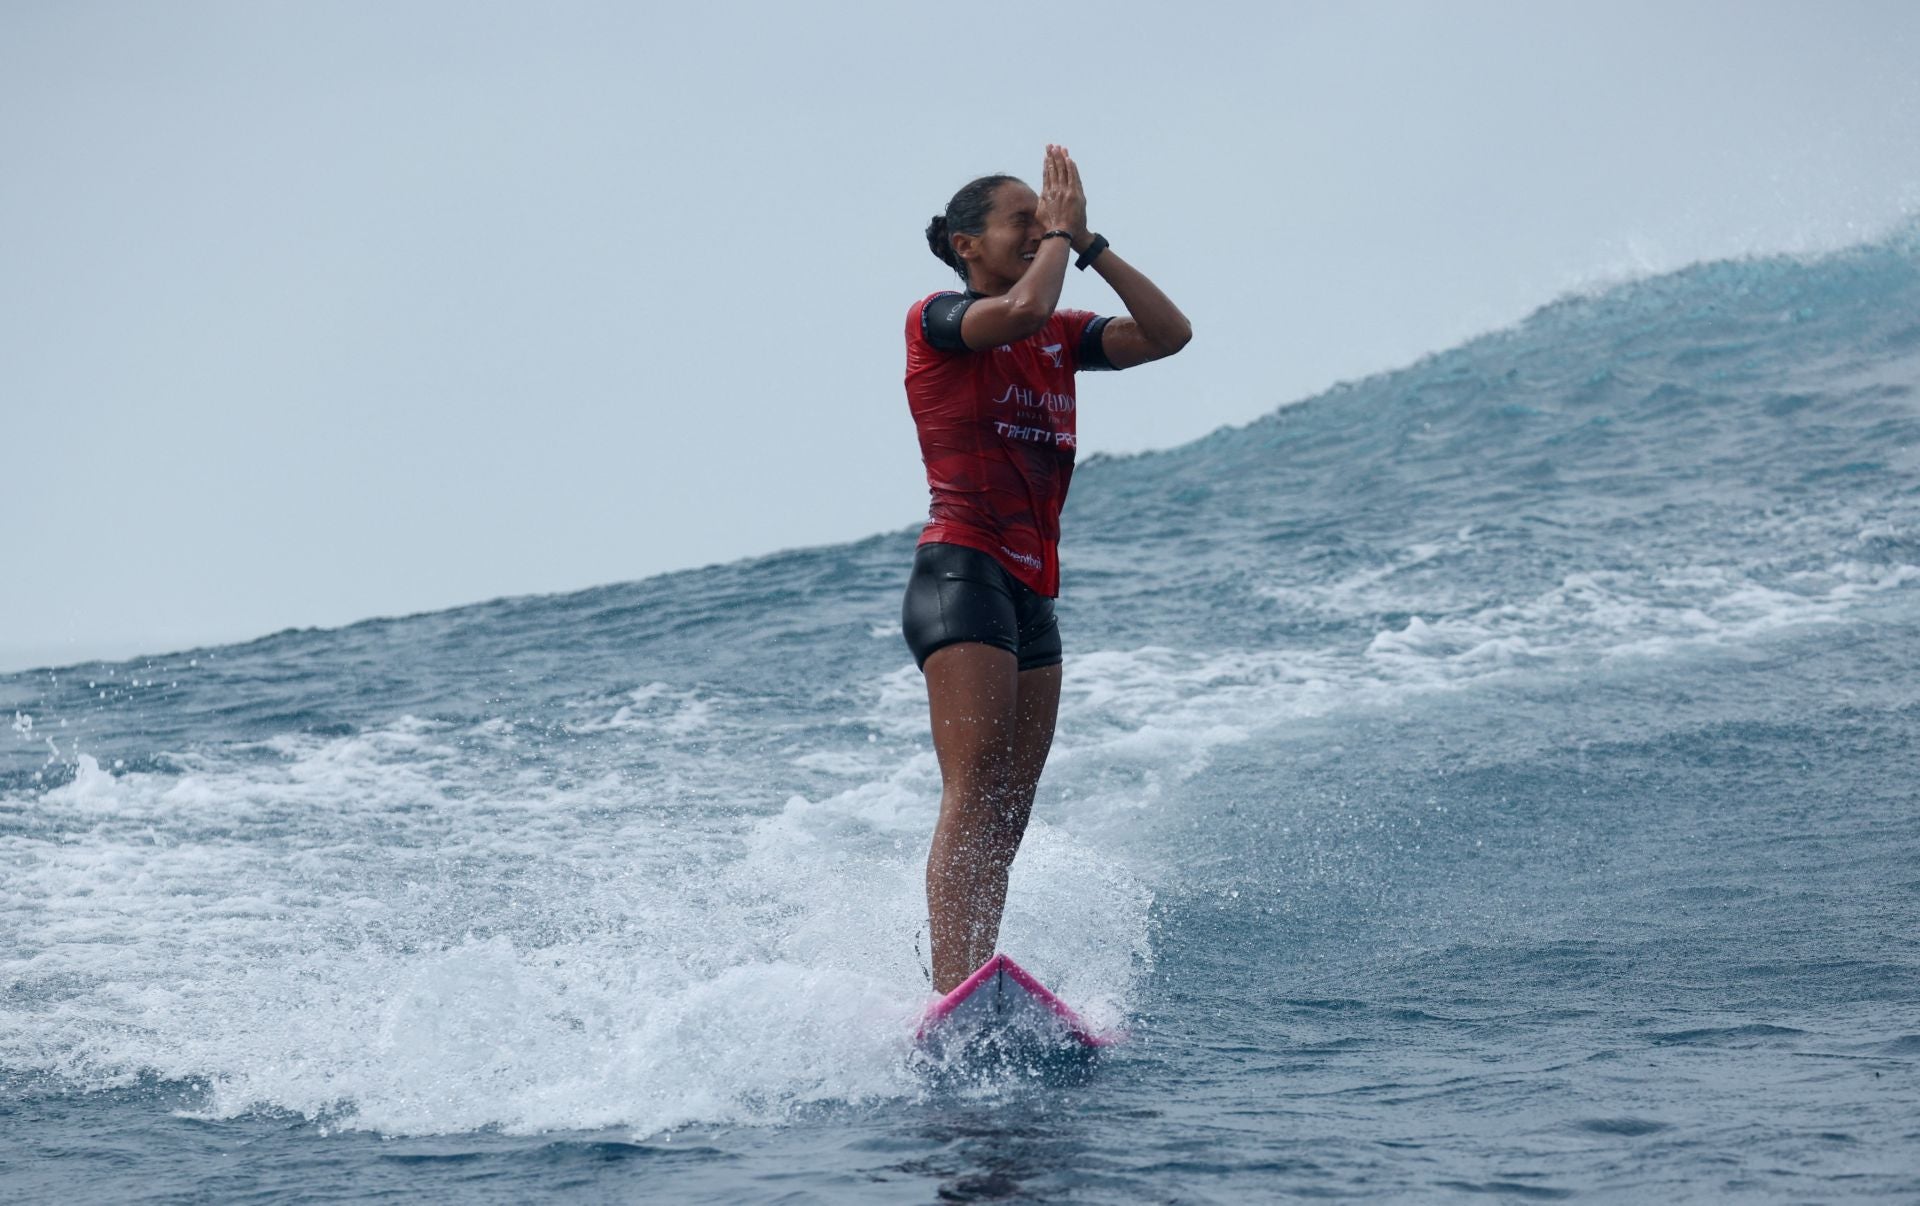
[902,144,1192,993]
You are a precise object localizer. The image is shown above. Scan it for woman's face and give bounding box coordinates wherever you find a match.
[962,180,1044,291]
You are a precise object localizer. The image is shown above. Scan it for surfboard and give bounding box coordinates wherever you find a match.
[914,953,1118,1057]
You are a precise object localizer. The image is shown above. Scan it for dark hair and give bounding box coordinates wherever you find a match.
[926,174,1022,283]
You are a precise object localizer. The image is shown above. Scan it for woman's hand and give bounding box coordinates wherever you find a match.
[1035,144,1090,249]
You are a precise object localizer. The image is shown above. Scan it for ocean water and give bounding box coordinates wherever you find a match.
[5,226,1919,1203]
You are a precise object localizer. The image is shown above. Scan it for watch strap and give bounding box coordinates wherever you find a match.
[1075,233,1109,270]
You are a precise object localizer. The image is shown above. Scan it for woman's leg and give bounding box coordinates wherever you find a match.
[923,643,1063,992]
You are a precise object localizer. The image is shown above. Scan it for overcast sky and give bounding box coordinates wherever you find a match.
[5,1,1919,673]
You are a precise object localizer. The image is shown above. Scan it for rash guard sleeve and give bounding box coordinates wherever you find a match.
[1078,315,1116,371]
[921,292,972,352]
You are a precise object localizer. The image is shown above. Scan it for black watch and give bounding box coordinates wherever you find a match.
[1075,233,1109,271]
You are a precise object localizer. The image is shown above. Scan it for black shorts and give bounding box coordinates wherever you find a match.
[901,543,1063,672]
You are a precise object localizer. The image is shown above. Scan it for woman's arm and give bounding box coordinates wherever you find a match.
[957,237,1070,348]
[1084,245,1193,369]
[1041,153,1190,368]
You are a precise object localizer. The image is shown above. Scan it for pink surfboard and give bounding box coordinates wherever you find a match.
[915,953,1119,1051]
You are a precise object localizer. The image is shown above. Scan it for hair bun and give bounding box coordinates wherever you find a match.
[925,214,954,266]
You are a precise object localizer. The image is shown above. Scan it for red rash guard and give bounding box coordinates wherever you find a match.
[904,291,1114,597]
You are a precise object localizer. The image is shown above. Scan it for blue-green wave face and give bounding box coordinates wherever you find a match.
[3,223,1917,1198]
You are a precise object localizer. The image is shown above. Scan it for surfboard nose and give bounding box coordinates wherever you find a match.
[915,952,1117,1049]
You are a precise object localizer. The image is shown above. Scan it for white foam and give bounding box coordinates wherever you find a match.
[41,752,119,809]
[1261,526,1916,689]
[1,683,1153,1138]
[559,682,716,737]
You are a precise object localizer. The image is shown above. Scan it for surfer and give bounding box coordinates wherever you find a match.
[902,144,1192,992]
